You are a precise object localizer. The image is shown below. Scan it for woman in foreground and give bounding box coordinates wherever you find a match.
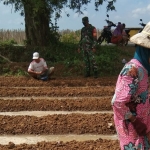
[112,22,150,150]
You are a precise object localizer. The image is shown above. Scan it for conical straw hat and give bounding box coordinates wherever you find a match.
[130,21,150,48]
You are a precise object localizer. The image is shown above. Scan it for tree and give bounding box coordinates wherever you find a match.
[1,0,116,46]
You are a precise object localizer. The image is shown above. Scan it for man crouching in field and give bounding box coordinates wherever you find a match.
[28,52,54,81]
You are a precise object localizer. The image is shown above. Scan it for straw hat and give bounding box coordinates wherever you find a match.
[130,21,150,49]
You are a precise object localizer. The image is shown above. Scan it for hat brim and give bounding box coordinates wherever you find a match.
[33,57,39,59]
[130,32,150,49]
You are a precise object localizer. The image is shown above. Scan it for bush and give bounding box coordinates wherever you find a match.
[0,41,135,77]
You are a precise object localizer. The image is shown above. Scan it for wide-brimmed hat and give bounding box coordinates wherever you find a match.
[33,52,39,59]
[130,21,150,49]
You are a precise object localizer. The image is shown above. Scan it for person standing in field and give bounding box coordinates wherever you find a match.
[28,52,54,81]
[78,16,98,78]
[111,22,150,150]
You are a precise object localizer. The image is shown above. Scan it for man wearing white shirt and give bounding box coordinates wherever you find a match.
[28,52,54,80]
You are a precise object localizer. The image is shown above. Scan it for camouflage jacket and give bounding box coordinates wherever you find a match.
[79,24,97,50]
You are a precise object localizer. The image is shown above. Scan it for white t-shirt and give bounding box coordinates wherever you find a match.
[28,58,48,72]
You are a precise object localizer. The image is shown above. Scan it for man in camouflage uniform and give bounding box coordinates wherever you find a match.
[78,16,98,78]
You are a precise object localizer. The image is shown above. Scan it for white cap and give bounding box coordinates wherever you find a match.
[33,52,39,59]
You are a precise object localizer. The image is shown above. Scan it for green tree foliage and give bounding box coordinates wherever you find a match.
[1,0,116,46]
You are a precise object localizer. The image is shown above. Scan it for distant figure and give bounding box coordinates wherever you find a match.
[111,23,123,45]
[78,16,98,78]
[111,23,128,46]
[122,23,129,45]
[28,52,54,80]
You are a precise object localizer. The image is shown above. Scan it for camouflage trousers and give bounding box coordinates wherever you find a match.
[82,49,98,75]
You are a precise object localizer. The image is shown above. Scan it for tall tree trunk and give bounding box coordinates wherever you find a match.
[23,0,50,46]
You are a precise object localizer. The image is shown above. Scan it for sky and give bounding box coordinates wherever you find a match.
[0,0,150,31]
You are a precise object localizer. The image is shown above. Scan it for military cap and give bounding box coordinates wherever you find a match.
[82,16,89,22]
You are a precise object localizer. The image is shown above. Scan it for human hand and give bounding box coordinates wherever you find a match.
[77,48,80,53]
[92,48,96,53]
[131,117,147,136]
[36,71,42,75]
[125,101,137,112]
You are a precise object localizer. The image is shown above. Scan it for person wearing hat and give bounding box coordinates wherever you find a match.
[28,52,54,80]
[111,22,150,149]
[78,16,98,78]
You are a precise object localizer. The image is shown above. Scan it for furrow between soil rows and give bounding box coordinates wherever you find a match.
[0,77,117,87]
[0,98,112,111]
[0,87,115,97]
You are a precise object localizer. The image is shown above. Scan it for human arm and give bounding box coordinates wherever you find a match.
[112,64,147,136]
[40,67,47,74]
[28,69,42,75]
[28,63,42,75]
[126,65,148,136]
[92,27,97,50]
[130,117,147,136]
[125,111,147,136]
[40,58,48,74]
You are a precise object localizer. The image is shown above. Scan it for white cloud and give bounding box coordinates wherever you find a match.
[147,4,150,10]
[91,14,96,18]
[114,15,121,20]
[132,4,150,18]
[132,8,146,14]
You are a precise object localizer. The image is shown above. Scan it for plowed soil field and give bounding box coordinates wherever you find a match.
[0,76,121,150]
